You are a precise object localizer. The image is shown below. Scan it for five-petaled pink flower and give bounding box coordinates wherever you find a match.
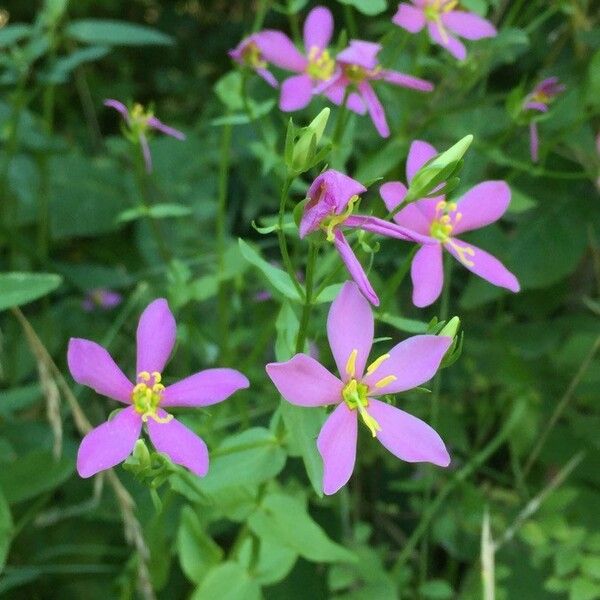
[323,40,434,137]
[105,99,185,173]
[380,140,520,307]
[258,6,345,112]
[393,0,496,61]
[229,31,298,88]
[523,77,565,162]
[67,299,249,478]
[267,281,451,495]
[300,169,431,306]
[82,289,122,312]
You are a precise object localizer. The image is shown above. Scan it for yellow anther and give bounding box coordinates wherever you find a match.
[151,371,162,384]
[321,195,360,242]
[366,353,390,375]
[357,402,381,438]
[447,202,458,212]
[455,212,462,222]
[137,371,151,382]
[440,214,451,223]
[345,349,358,378]
[436,200,447,212]
[142,412,173,424]
[242,42,266,69]
[375,375,398,389]
[446,239,475,267]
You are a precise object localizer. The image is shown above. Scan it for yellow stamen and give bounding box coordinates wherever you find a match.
[345,349,358,378]
[375,375,397,389]
[306,46,335,81]
[446,238,475,267]
[138,371,150,381]
[322,195,360,242]
[366,353,390,375]
[357,402,381,437]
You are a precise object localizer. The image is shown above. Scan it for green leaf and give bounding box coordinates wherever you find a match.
[42,46,110,84]
[237,536,296,586]
[0,450,74,504]
[581,556,600,581]
[66,19,174,46]
[214,71,244,111]
[199,428,286,495]
[0,273,62,312]
[177,506,223,584]
[570,577,600,600]
[191,562,261,600]
[586,49,600,108]
[377,313,429,334]
[238,239,302,301]
[336,0,387,16]
[418,580,454,599]
[0,24,32,47]
[0,488,13,570]
[148,204,193,219]
[248,493,356,563]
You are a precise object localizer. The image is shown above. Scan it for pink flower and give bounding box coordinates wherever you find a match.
[228,31,297,88]
[381,140,520,307]
[266,281,451,495]
[393,0,497,61]
[322,40,433,137]
[523,77,565,162]
[256,6,342,112]
[82,289,122,312]
[67,299,249,478]
[105,99,185,173]
[300,169,431,306]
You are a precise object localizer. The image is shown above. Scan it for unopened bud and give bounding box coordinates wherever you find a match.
[439,316,460,339]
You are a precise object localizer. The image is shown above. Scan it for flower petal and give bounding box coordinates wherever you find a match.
[524,101,548,113]
[411,243,444,307]
[140,133,152,173]
[345,215,432,244]
[67,338,133,403]
[77,406,142,478]
[427,22,466,60]
[442,11,497,40]
[381,70,434,92]
[147,116,186,140]
[256,30,307,72]
[266,355,343,406]
[406,139,438,183]
[147,412,209,477]
[392,3,426,33]
[393,197,439,234]
[303,6,334,51]
[327,280,374,380]
[104,99,130,123]
[380,181,408,213]
[322,78,367,114]
[256,67,279,88]
[363,335,452,394]
[317,403,358,495]
[136,299,176,375]
[279,74,313,111]
[358,82,389,138]
[451,181,511,235]
[445,239,520,292]
[367,399,450,466]
[161,368,249,407]
[333,231,380,307]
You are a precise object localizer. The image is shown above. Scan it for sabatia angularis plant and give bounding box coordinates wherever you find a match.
[266,281,451,495]
[67,299,249,478]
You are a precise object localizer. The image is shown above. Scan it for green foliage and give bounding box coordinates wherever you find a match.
[0,273,61,311]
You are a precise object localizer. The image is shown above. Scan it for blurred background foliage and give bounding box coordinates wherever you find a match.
[0,0,599,598]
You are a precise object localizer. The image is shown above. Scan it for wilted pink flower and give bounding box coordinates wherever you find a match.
[523,77,565,162]
[393,0,497,61]
[67,299,249,478]
[228,31,297,88]
[105,99,185,173]
[381,140,520,307]
[322,40,433,137]
[300,169,431,306]
[82,289,122,312]
[267,281,451,495]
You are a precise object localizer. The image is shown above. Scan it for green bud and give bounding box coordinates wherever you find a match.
[290,108,331,173]
[439,316,460,339]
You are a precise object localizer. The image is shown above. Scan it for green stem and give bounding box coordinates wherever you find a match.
[277,175,305,300]
[331,88,350,169]
[295,242,318,353]
[391,400,526,581]
[343,5,358,38]
[419,253,452,583]
[217,120,233,361]
[134,147,171,264]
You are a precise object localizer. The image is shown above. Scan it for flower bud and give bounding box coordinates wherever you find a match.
[290,108,331,173]
[438,316,460,339]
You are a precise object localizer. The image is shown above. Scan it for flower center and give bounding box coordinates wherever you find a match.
[424,0,458,43]
[320,194,360,242]
[306,46,335,81]
[430,200,475,266]
[343,63,381,84]
[131,371,172,423]
[130,103,153,134]
[530,90,551,105]
[242,42,266,69]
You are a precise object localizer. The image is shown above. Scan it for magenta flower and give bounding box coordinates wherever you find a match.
[380,140,520,307]
[523,77,565,162]
[392,0,497,61]
[300,169,431,306]
[322,40,433,137]
[228,30,298,88]
[105,99,185,173]
[67,299,249,478]
[82,289,122,312]
[266,281,451,495]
